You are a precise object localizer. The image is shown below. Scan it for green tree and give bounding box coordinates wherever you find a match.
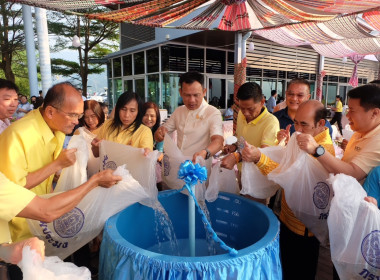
[0,1,24,83]
[48,8,119,97]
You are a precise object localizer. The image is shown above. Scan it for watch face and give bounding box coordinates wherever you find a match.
[316,146,325,156]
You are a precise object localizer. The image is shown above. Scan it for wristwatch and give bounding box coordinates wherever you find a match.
[313,145,325,158]
[204,148,211,160]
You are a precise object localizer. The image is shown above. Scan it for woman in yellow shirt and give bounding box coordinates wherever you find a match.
[92,92,153,156]
[330,95,343,136]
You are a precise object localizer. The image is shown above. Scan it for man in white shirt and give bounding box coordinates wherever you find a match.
[0,79,19,134]
[16,95,33,119]
[155,71,224,163]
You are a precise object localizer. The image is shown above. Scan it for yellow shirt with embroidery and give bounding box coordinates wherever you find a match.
[257,128,334,237]
[236,107,279,148]
[0,108,65,242]
[0,173,36,243]
[97,119,153,150]
[335,100,343,113]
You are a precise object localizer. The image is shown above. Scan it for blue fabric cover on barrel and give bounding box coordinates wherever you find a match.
[99,192,281,280]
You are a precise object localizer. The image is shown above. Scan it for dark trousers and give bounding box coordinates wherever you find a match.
[330,112,343,136]
[280,223,320,280]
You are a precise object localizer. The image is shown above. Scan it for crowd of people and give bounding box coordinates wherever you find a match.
[1,71,380,279]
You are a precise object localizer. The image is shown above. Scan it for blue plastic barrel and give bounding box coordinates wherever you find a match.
[99,191,281,279]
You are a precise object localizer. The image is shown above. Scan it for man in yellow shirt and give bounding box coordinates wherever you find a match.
[220,82,279,195]
[0,82,84,242]
[0,170,121,275]
[330,95,343,136]
[241,100,334,280]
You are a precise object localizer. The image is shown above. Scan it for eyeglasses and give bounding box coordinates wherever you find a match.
[51,106,84,120]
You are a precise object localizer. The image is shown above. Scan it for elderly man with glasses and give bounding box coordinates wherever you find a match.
[0,82,84,244]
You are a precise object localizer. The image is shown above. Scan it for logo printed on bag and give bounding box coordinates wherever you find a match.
[163,154,170,176]
[361,230,380,269]
[54,207,85,238]
[102,155,117,170]
[313,182,330,209]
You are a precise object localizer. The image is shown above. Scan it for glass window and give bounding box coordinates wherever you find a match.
[262,79,276,99]
[147,74,160,105]
[108,79,113,107]
[147,48,159,73]
[227,52,234,75]
[277,80,285,97]
[107,61,112,78]
[161,45,186,72]
[246,68,262,76]
[188,47,204,72]
[206,49,226,74]
[113,78,123,101]
[263,69,277,78]
[124,79,133,92]
[135,78,145,101]
[162,73,181,114]
[287,72,298,79]
[208,78,226,109]
[327,84,338,106]
[247,77,261,86]
[134,52,145,75]
[113,57,122,77]
[123,55,132,76]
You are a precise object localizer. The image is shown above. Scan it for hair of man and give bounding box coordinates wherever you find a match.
[179,71,204,88]
[237,82,263,103]
[348,83,380,111]
[42,82,79,110]
[109,91,143,136]
[0,78,19,93]
[287,78,311,93]
[271,90,277,96]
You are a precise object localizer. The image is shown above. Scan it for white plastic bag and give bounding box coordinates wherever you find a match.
[205,162,239,202]
[27,165,150,260]
[54,135,89,193]
[267,133,332,245]
[19,246,90,280]
[240,145,284,199]
[162,134,206,201]
[328,174,380,279]
[77,127,100,177]
[99,140,159,202]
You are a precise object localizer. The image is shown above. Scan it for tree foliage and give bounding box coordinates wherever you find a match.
[0,1,25,83]
[48,7,119,96]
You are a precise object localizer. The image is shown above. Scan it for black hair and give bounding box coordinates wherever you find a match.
[179,71,204,88]
[0,78,19,93]
[271,90,277,96]
[314,107,328,125]
[43,82,78,110]
[288,78,311,93]
[336,95,342,101]
[108,91,143,136]
[348,84,380,111]
[237,82,263,103]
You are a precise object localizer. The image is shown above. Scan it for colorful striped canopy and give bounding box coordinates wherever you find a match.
[9,0,380,58]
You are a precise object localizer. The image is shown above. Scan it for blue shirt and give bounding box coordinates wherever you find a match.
[363,166,380,209]
[273,107,333,137]
[266,96,276,113]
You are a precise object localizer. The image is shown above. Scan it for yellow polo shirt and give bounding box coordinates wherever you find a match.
[0,173,36,244]
[236,107,279,148]
[257,128,334,236]
[336,100,343,113]
[97,119,153,150]
[342,123,380,182]
[0,108,65,242]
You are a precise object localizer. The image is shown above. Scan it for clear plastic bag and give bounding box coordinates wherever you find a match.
[19,246,90,280]
[27,164,150,260]
[205,161,239,202]
[267,133,331,245]
[240,145,284,199]
[328,174,380,279]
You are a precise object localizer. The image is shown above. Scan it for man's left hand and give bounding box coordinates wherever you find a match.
[296,133,319,154]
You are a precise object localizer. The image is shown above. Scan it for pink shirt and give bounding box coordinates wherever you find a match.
[0,118,10,134]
